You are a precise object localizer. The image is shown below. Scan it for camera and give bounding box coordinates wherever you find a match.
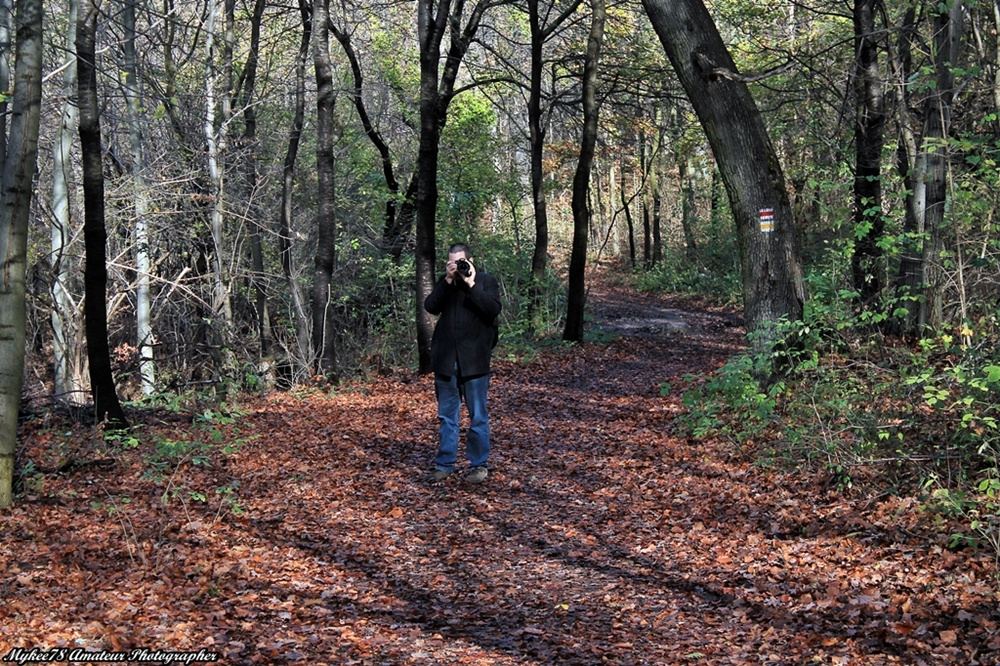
[456,258,472,277]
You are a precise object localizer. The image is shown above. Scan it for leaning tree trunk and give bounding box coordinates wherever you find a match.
[563,0,605,342]
[77,0,128,429]
[0,0,43,507]
[642,0,805,345]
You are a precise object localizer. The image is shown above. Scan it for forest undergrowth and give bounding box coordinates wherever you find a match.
[3,277,999,665]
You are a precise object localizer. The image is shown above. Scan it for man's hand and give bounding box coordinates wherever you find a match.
[445,259,459,284]
[459,259,477,288]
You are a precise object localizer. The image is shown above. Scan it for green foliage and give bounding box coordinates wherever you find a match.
[673,243,1000,556]
[632,242,742,304]
[334,253,419,375]
[674,352,782,447]
[437,92,503,242]
[461,233,566,347]
[133,403,252,518]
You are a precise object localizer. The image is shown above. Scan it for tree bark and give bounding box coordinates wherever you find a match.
[527,0,550,328]
[641,0,805,343]
[678,156,698,261]
[51,0,86,405]
[563,0,605,342]
[527,0,583,331]
[312,0,338,378]
[0,0,10,173]
[278,0,312,379]
[77,0,128,428]
[122,0,156,395]
[919,1,964,330]
[889,5,923,333]
[0,0,43,506]
[204,0,232,344]
[233,0,269,357]
[415,0,446,372]
[851,0,887,306]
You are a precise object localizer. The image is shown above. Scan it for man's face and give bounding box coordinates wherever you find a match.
[447,250,469,265]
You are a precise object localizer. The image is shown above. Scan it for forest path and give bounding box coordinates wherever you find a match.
[3,274,997,664]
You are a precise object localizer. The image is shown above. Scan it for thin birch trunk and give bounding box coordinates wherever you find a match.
[123,0,155,395]
[51,0,85,404]
[204,0,231,332]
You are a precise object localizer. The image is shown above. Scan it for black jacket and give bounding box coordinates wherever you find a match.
[424,270,502,377]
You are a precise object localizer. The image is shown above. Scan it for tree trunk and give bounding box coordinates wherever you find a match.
[52,0,86,405]
[312,0,338,378]
[414,0,451,373]
[123,0,155,396]
[415,0,492,372]
[642,0,805,343]
[0,0,43,507]
[678,156,698,261]
[851,0,887,306]
[278,0,312,379]
[919,1,963,330]
[563,0,605,342]
[620,163,635,266]
[77,0,128,428]
[527,0,549,330]
[526,0,582,300]
[234,0,269,357]
[889,5,923,332]
[640,131,651,268]
[650,109,664,267]
[199,0,234,391]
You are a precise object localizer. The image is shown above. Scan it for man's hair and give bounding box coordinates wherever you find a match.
[448,242,472,258]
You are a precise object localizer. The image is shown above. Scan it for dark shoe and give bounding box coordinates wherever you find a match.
[430,468,453,482]
[465,466,488,484]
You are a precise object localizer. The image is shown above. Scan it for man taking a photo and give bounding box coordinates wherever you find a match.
[424,243,502,484]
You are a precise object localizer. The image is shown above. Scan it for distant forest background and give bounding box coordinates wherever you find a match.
[7,0,994,400]
[1,0,998,527]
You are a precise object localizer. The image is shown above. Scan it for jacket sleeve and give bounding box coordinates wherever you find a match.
[424,275,450,315]
[466,272,502,321]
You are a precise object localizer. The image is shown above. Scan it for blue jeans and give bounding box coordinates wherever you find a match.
[434,372,490,471]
